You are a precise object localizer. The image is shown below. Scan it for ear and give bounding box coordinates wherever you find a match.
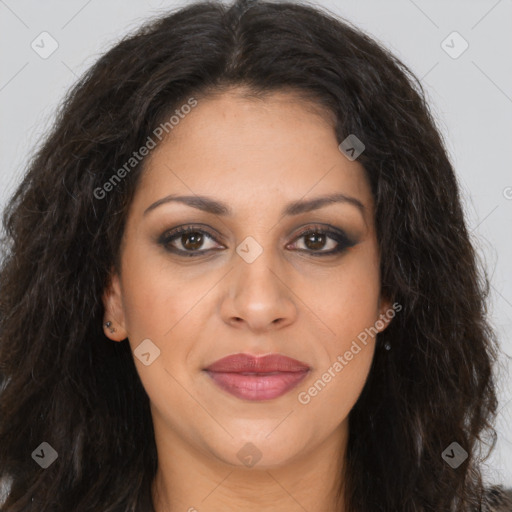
[375,294,395,334]
[102,269,128,342]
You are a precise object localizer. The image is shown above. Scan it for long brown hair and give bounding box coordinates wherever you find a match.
[0,1,499,510]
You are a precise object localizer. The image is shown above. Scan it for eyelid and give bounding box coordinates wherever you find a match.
[158,225,225,253]
[158,223,357,257]
[286,224,357,252]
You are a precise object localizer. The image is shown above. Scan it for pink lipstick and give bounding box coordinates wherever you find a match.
[204,353,310,401]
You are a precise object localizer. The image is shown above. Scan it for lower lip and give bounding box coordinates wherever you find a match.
[205,370,309,401]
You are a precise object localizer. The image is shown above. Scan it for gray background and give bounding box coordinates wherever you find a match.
[0,0,511,485]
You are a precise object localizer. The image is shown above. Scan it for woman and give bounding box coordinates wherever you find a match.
[0,0,510,510]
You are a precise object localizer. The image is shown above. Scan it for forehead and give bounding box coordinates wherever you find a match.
[133,90,373,216]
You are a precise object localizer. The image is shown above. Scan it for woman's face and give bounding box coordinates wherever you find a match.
[103,89,391,469]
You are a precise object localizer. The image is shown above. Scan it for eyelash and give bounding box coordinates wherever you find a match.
[158,224,357,258]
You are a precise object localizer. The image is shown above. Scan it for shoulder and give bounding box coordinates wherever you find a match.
[481,486,512,512]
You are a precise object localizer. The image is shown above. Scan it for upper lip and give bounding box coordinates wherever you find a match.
[204,353,310,373]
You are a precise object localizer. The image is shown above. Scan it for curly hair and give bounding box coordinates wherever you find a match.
[0,0,500,510]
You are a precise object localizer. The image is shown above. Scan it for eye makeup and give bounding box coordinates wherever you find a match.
[157,222,359,258]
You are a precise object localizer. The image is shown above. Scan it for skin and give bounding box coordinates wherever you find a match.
[103,88,392,512]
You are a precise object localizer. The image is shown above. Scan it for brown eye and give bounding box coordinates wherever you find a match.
[180,231,205,251]
[159,226,223,256]
[287,225,358,256]
[304,232,327,251]
[159,224,357,258]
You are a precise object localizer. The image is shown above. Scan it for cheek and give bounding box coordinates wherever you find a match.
[294,249,380,410]
[119,243,206,341]
[118,245,205,423]
[295,344,374,441]
[308,249,382,347]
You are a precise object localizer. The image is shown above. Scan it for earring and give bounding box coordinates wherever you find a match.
[104,321,116,334]
[384,341,391,351]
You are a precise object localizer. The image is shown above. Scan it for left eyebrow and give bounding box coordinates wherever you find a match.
[143,192,366,218]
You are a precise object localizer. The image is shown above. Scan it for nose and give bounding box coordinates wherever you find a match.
[219,249,298,333]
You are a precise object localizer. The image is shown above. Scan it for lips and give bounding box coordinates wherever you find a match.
[203,353,310,401]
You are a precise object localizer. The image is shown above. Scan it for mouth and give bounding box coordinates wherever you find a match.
[203,353,311,401]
